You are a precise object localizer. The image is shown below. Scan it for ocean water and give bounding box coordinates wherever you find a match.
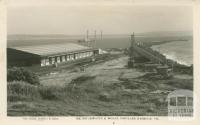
[96,37,130,49]
[151,40,193,66]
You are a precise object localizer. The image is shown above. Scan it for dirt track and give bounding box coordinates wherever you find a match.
[40,56,145,87]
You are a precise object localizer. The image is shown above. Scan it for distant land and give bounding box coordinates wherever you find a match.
[7,31,193,40]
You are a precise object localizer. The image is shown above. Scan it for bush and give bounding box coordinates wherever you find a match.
[7,81,62,101]
[7,81,40,101]
[7,67,40,85]
[71,76,96,84]
[98,92,111,102]
[165,79,193,90]
[39,86,61,100]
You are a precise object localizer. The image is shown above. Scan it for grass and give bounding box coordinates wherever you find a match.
[8,81,40,101]
[7,58,193,116]
[7,74,170,116]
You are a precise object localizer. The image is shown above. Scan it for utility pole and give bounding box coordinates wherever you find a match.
[100,30,103,40]
[130,32,135,60]
[86,30,89,47]
[128,32,135,68]
[86,30,89,40]
[94,30,97,48]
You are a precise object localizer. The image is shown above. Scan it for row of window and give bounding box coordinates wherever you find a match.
[169,96,193,106]
[41,51,93,66]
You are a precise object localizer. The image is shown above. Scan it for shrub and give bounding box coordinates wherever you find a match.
[165,79,193,90]
[7,67,40,85]
[71,76,96,84]
[39,86,61,100]
[7,81,40,101]
[98,92,111,102]
[8,81,62,101]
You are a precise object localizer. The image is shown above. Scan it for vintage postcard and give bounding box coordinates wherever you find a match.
[1,0,200,125]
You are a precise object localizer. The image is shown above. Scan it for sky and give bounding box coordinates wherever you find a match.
[7,0,193,35]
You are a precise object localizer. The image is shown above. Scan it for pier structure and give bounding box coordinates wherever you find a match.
[128,32,173,66]
[128,33,135,68]
[128,32,174,77]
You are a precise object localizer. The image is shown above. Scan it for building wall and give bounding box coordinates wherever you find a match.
[7,48,99,67]
[7,48,41,67]
[40,50,96,67]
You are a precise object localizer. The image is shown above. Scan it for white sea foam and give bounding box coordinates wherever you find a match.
[151,40,193,66]
[162,52,191,66]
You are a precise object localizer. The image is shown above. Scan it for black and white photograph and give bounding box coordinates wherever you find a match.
[6,0,194,117]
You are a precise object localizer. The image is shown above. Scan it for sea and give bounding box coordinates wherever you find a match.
[7,34,193,66]
[151,40,193,66]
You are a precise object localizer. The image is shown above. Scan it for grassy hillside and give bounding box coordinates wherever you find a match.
[7,56,193,116]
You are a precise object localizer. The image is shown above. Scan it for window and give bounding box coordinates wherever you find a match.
[45,58,49,65]
[65,55,67,61]
[41,59,46,66]
[90,51,93,56]
[80,53,83,58]
[51,57,55,64]
[67,55,70,61]
[84,52,87,57]
[83,52,86,57]
[57,56,60,63]
[86,52,89,56]
[187,97,193,106]
[49,57,52,64]
[177,97,186,106]
[62,55,65,62]
[75,53,78,59]
[170,97,176,106]
[78,53,80,58]
[70,54,74,60]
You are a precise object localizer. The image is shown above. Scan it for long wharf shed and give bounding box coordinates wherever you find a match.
[7,43,99,67]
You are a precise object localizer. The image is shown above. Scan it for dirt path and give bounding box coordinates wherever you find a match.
[40,56,145,87]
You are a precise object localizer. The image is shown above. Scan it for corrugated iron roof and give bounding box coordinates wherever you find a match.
[8,43,92,56]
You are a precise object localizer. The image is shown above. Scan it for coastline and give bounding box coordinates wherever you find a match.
[146,40,193,75]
